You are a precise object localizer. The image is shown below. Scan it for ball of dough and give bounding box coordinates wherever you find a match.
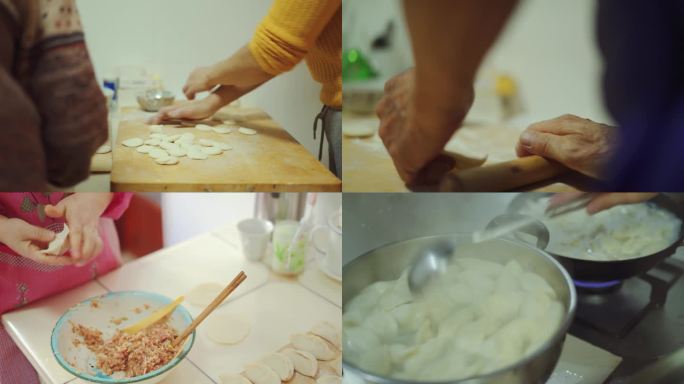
[145,138,162,146]
[167,146,187,157]
[200,146,222,155]
[211,141,233,151]
[148,148,169,160]
[95,144,111,154]
[213,126,233,134]
[122,138,144,147]
[195,124,213,131]
[179,133,195,141]
[188,149,209,160]
[199,139,215,147]
[204,313,250,344]
[136,145,154,154]
[238,128,257,135]
[155,156,179,165]
[159,141,180,151]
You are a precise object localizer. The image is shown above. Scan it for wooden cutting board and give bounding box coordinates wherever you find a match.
[111,108,341,192]
[343,114,591,192]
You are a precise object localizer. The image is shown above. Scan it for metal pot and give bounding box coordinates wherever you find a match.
[507,193,684,282]
[343,231,577,384]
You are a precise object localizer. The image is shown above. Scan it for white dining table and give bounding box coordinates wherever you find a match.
[1,223,342,384]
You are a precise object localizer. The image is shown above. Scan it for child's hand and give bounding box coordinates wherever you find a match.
[45,193,113,265]
[0,217,73,265]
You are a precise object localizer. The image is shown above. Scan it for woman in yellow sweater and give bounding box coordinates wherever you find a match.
[151,0,342,177]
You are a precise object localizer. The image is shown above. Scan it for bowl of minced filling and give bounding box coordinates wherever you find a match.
[51,291,195,384]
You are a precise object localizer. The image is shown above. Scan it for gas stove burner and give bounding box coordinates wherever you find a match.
[574,279,623,293]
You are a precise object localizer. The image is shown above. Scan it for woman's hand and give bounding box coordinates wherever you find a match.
[45,193,113,265]
[0,217,73,265]
[516,114,617,179]
[183,66,215,100]
[148,94,223,124]
[549,192,658,214]
[376,68,473,185]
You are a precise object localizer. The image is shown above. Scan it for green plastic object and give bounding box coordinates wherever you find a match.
[342,48,378,82]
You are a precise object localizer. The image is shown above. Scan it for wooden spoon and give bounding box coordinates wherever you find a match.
[173,271,247,347]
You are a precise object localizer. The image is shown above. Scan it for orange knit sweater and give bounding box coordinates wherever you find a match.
[249,0,341,108]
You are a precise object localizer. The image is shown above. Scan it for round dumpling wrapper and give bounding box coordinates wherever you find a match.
[186,283,224,306]
[204,312,251,344]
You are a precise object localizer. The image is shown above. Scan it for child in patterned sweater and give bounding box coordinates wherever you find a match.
[0,193,132,384]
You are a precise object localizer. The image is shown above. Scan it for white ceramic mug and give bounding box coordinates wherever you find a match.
[237,218,274,261]
[312,210,342,277]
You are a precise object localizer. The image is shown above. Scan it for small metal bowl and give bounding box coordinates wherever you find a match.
[137,89,175,112]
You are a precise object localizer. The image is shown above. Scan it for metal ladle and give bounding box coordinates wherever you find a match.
[408,196,591,294]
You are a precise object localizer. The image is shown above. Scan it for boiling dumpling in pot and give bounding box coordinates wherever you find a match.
[346,281,392,315]
[495,268,521,292]
[519,291,553,320]
[504,259,524,277]
[343,247,566,382]
[342,308,365,327]
[364,311,399,342]
[415,319,434,344]
[380,270,413,311]
[520,271,556,299]
[477,290,524,324]
[445,282,476,307]
[527,301,564,354]
[389,303,426,332]
[357,346,392,375]
[438,307,476,338]
[459,269,496,296]
[389,343,418,365]
[402,336,452,374]
[455,257,505,278]
[416,291,454,323]
[343,326,381,357]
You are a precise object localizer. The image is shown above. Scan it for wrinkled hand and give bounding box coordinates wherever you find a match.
[549,192,658,214]
[183,66,215,100]
[516,114,617,179]
[376,69,472,185]
[45,193,113,265]
[0,217,73,265]
[148,95,222,124]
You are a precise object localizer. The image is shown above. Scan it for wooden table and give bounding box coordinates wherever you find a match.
[111,107,341,192]
[1,225,341,384]
[342,114,594,192]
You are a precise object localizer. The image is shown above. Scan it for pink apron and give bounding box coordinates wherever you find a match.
[0,192,132,384]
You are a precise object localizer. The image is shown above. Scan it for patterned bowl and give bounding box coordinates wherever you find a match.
[51,291,195,384]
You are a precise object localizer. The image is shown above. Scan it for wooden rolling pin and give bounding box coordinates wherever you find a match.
[439,155,567,192]
[409,151,487,191]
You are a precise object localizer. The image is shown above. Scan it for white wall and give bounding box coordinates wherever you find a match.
[76,0,327,166]
[161,193,256,246]
[343,0,613,126]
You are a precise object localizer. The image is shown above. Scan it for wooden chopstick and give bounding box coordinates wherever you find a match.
[173,271,247,347]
